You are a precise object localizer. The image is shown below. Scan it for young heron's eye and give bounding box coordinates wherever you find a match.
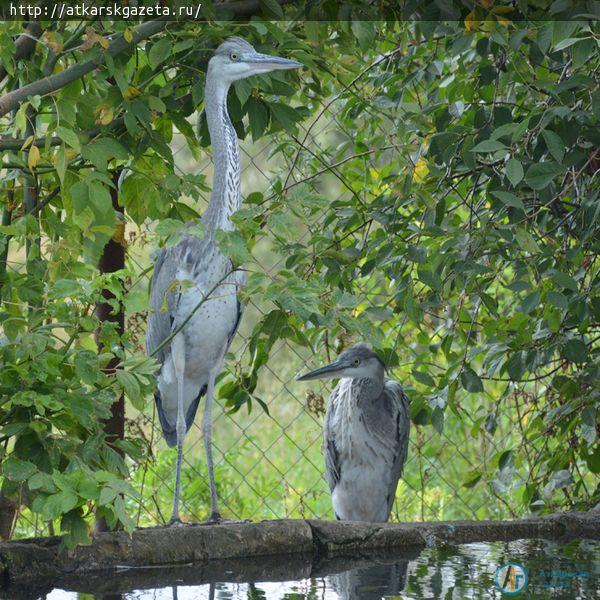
[230,52,239,61]
[353,358,360,366]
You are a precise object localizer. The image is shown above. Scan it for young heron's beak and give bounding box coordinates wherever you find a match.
[296,359,348,381]
[246,52,302,71]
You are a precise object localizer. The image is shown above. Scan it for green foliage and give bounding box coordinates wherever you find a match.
[0,10,598,542]
[234,18,600,516]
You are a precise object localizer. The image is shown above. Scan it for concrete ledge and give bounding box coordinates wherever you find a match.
[307,510,599,554]
[0,510,597,597]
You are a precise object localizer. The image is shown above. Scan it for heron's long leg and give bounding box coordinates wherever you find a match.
[170,333,186,525]
[203,363,221,522]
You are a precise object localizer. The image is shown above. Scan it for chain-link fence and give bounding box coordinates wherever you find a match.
[123,81,526,527]
[2,79,533,540]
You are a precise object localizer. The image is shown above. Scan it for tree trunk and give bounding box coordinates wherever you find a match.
[94,170,125,533]
[0,483,17,541]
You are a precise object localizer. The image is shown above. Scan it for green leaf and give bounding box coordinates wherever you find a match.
[505,352,526,381]
[148,95,166,113]
[412,369,435,387]
[116,371,142,410]
[71,180,113,221]
[259,0,284,18]
[547,290,568,310]
[351,21,376,50]
[50,278,83,299]
[462,470,482,488]
[247,97,269,141]
[148,37,171,69]
[491,190,525,210]
[541,130,565,162]
[42,491,79,521]
[471,139,507,153]
[498,449,514,470]
[214,229,252,264]
[74,350,100,385]
[28,472,57,493]
[269,102,302,134]
[98,485,118,506]
[505,158,524,187]
[267,212,297,240]
[562,339,588,363]
[525,162,562,190]
[61,510,90,549]
[82,138,129,171]
[56,126,81,153]
[514,228,540,254]
[121,173,161,225]
[553,37,582,51]
[587,447,600,474]
[551,271,578,292]
[417,268,442,292]
[581,407,597,445]
[552,21,580,47]
[2,457,37,482]
[520,291,540,314]
[460,367,484,393]
[54,144,68,185]
[431,406,444,433]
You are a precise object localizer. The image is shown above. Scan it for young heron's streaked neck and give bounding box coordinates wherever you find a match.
[347,364,385,399]
[202,70,241,232]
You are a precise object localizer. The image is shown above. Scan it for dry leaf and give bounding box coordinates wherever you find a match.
[28,144,41,171]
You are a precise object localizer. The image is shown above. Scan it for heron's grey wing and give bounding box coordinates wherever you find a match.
[146,247,180,367]
[323,384,342,493]
[384,379,410,515]
[225,267,245,348]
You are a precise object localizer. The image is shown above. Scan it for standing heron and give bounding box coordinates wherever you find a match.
[297,343,410,522]
[146,38,301,524]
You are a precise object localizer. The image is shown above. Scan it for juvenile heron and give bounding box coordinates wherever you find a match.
[328,560,409,600]
[298,343,410,522]
[146,38,301,524]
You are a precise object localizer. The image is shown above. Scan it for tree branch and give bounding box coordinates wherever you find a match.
[0,118,124,151]
[0,22,43,84]
[0,19,168,118]
[0,0,287,148]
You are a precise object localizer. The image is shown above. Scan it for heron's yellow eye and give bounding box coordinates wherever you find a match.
[230,52,239,61]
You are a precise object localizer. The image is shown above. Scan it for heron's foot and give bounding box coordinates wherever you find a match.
[209,510,223,524]
[166,516,188,527]
[196,511,249,526]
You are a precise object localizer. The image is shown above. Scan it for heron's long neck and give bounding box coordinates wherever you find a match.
[202,72,241,232]
[350,373,384,401]
[352,377,383,400]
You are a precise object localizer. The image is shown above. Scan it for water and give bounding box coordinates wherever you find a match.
[31,538,600,599]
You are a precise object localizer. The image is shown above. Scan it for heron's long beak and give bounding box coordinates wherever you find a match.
[297,360,348,381]
[246,52,302,71]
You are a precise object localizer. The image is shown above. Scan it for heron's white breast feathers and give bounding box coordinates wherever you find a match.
[154,239,243,424]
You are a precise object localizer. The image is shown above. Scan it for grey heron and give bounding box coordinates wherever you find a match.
[146,38,301,524]
[297,343,410,522]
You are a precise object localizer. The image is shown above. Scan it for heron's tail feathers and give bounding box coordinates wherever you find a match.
[154,386,207,448]
[154,393,177,447]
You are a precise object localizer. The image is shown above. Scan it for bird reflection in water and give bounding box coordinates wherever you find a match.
[327,560,409,600]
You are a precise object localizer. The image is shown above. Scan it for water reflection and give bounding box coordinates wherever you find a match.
[327,560,408,600]
[17,538,600,599]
